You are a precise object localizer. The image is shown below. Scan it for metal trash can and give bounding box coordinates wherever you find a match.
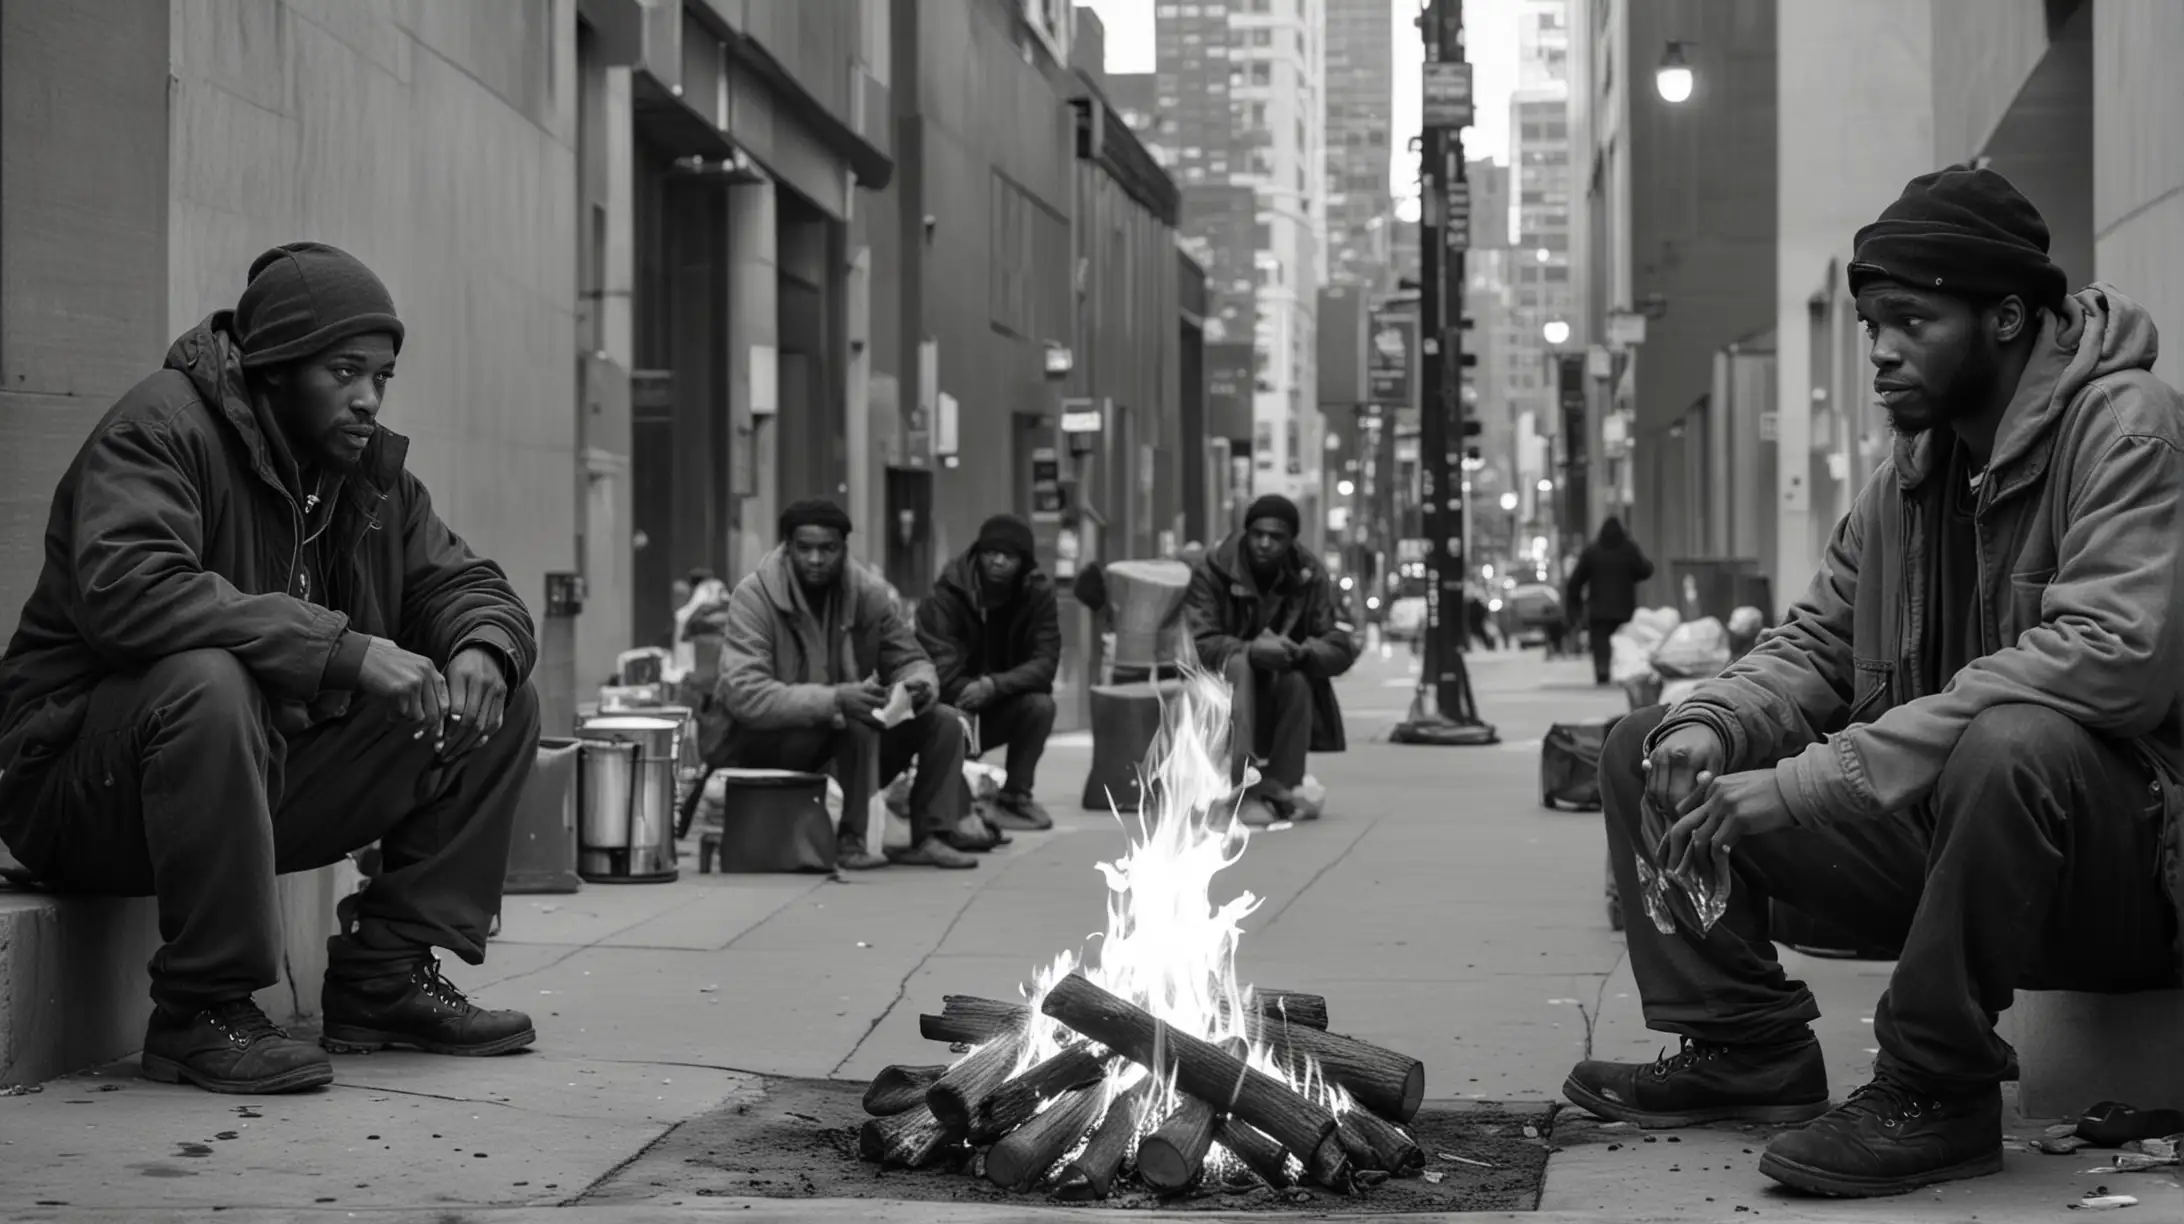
[504,737,583,894]
[576,714,682,883]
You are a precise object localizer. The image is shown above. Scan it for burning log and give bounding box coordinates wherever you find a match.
[1243,989,1329,1030]
[858,1103,959,1168]
[1137,1094,1221,1194]
[926,1031,1028,1132]
[1243,1016,1426,1122]
[1040,973,1338,1177]
[917,995,1028,1045]
[1338,1109,1425,1173]
[863,1064,949,1117]
[984,1082,1106,1192]
[1309,1132,1355,1193]
[968,1044,1107,1142]
[1216,1117,1294,1188]
[1053,1078,1153,1202]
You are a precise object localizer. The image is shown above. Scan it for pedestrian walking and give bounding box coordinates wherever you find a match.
[1564,517,1655,685]
[0,242,541,1094]
[1562,165,2184,1199]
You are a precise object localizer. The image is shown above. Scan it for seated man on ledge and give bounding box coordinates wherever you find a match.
[716,499,976,871]
[1563,166,2184,1198]
[1185,495,1358,823]
[916,514,1062,831]
[0,242,541,1096]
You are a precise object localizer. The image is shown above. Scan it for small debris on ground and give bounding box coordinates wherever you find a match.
[2069,1194,2138,1211]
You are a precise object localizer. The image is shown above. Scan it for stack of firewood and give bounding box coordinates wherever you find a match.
[856,973,1429,1198]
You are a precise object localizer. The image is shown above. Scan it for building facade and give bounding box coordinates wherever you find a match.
[1324,0,1395,292]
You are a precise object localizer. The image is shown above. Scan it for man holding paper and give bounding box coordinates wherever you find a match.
[1562,167,2184,1198]
[715,499,976,871]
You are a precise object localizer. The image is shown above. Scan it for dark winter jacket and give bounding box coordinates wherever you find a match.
[1186,532,1360,753]
[1566,539,1654,626]
[916,551,1061,705]
[0,313,537,821]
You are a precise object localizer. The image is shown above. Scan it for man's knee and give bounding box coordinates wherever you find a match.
[1942,704,2085,791]
[1011,691,1058,731]
[1222,652,1253,684]
[922,703,966,754]
[1266,669,1311,705]
[144,649,268,729]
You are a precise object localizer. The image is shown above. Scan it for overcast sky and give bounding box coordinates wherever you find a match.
[1079,0,1519,210]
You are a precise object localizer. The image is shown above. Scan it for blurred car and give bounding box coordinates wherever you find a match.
[1503,582,1564,647]
[1384,596,1428,642]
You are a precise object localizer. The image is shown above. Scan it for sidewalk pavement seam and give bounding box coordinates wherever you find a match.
[717,875,846,953]
[1252,816,1378,932]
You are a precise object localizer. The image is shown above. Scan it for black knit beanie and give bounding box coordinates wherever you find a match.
[1244,494,1302,536]
[235,242,405,369]
[974,513,1036,562]
[1847,165,2067,309]
[779,498,853,540]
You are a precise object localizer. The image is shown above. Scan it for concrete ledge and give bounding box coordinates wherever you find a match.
[2008,988,2184,1116]
[0,861,356,1087]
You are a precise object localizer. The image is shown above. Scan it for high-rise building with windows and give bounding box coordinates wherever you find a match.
[1323,0,1393,293]
[1505,0,1575,537]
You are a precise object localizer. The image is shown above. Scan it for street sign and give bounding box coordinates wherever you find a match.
[1059,397,1103,433]
[1422,61,1474,128]
[1367,305,1418,408]
[1607,310,1648,349]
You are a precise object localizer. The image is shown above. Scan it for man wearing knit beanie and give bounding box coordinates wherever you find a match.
[1184,493,1359,825]
[0,242,543,1094]
[1565,163,2184,1201]
[916,513,1062,829]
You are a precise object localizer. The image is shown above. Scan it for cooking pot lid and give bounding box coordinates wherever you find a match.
[582,716,682,731]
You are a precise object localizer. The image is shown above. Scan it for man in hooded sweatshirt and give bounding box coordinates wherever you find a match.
[1185,495,1360,823]
[0,243,541,1095]
[714,499,976,871]
[1563,167,2184,1198]
[916,514,1062,830]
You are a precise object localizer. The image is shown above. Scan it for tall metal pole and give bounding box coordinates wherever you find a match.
[1394,0,1496,746]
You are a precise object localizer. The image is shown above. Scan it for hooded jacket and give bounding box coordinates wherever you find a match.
[1652,285,2184,974]
[0,314,536,816]
[716,545,935,731]
[915,550,1060,704]
[1186,532,1360,753]
[1566,533,1655,626]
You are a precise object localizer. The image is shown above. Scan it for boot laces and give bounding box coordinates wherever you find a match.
[204,999,288,1048]
[1648,1037,1726,1079]
[1842,1075,1940,1128]
[414,959,478,1014]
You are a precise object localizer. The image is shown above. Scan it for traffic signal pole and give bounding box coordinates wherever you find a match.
[1393,0,1497,747]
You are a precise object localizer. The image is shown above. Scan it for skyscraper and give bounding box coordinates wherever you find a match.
[1323,0,1393,292]
[1506,0,1575,540]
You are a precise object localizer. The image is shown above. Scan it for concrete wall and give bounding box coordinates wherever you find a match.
[2093,0,2184,383]
[1929,0,2053,166]
[1772,0,1934,605]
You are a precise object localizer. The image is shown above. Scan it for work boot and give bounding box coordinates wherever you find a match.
[1758,1075,2004,1197]
[1561,1036,1832,1129]
[141,999,334,1094]
[321,959,536,1056]
[988,790,1054,831]
[887,837,979,869]
[836,834,889,872]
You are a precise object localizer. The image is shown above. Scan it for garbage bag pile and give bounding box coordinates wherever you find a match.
[1610,605,1769,709]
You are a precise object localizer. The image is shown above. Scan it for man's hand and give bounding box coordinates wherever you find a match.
[1247,631,1298,672]
[1642,722,1726,828]
[358,636,450,744]
[834,679,887,724]
[904,675,936,714]
[957,677,996,713]
[1665,768,1796,875]
[439,647,509,759]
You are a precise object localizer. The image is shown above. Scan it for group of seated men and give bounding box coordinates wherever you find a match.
[711,492,1361,870]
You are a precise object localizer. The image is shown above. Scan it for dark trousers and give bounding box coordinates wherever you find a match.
[1224,653,1312,790]
[722,704,965,845]
[0,649,541,1010]
[1605,703,2177,1095]
[973,691,1057,797]
[1589,619,1619,683]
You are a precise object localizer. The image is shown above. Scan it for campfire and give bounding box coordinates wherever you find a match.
[855,669,1428,1198]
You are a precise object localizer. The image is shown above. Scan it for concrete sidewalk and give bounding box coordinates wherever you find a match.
[1,648,2176,1219]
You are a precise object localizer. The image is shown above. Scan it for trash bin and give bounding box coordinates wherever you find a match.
[1082,679,1184,812]
[504,737,582,894]
[697,769,835,874]
[576,714,683,883]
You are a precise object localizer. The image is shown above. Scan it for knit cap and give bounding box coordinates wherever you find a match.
[235,242,405,368]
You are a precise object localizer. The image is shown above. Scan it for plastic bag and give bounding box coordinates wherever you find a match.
[1293,775,1327,820]
[1634,797,1733,935]
[1649,617,1731,680]
[1611,608,1680,683]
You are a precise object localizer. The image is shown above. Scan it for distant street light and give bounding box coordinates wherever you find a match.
[1542,320,1571,345]
[1536,478,1555,494]
[1500,492,1519,512]
[1657,41,1695,103]
[1337,479,1356,497]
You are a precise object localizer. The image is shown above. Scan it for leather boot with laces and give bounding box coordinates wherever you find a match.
[1562,1035,1832,1128]
[141,998,333,1094]
[321,959,536,1056]
[1759,1074,2003,1197]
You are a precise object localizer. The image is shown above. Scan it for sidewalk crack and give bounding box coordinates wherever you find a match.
[1254,818,1377,931]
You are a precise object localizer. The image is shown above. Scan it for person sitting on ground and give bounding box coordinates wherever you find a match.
[916,514,1062,831]
[1565,516,1655,686]
[1185,495,1360,823]
[0,242,541,1095]
[714,499,976,871]
[1562,165,2184,1199]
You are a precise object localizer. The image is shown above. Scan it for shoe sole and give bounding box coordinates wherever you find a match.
[884,855,980,869]
[320,1025,538,1057]
[1561,1075,1833,1129]
[1757,1148,2004,1198]
[987,814,1052,831]
[141,1052,334,1094]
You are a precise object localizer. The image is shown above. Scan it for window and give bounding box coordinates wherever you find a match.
[1250,28,1272,46]
[1543,266,1569,282]
[1249,61,1271,86]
